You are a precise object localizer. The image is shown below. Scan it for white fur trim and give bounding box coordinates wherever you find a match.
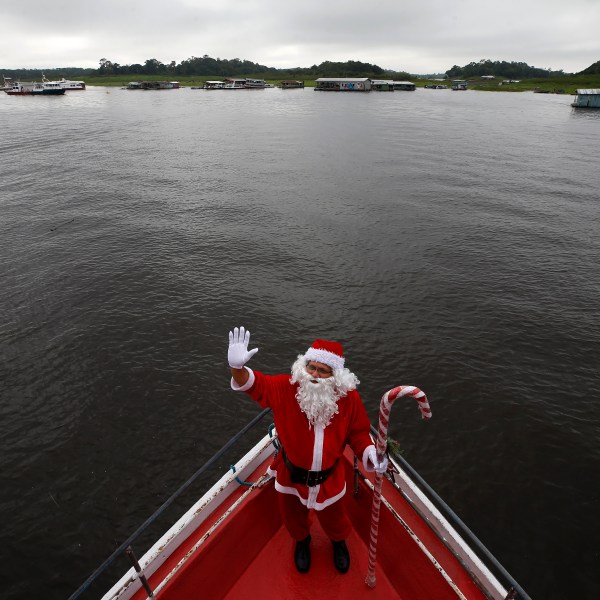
[303,348,345,370]
[362,444,376,472]
[274,480,347,510]
[230,367,255,391]
[307,425,325,507]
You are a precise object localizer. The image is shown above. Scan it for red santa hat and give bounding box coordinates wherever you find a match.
[304,339,345,371]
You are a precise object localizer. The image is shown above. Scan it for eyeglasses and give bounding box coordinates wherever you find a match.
[306,363,333,376]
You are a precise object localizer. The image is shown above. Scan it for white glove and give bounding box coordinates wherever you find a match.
[228,326,259,369]
[364,445,389,474]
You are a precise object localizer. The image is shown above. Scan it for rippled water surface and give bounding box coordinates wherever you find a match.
[1,86,599,599]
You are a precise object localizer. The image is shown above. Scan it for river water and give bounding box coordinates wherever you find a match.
[1,85,599,599]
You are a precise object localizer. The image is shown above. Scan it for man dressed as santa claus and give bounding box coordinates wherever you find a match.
[228,326,388,574]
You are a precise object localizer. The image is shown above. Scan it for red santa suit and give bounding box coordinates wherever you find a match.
[231,368,373,511]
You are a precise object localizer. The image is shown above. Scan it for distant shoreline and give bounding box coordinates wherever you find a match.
[5,72,598,94]
[79,75,596,94]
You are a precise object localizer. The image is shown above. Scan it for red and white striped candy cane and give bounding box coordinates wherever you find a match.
[365,385,431,588]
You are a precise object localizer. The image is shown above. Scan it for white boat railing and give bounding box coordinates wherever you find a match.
[68,407,530,600]
[68,408,273,599]
[374,425,531,600]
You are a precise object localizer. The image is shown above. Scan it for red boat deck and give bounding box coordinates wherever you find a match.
[130,449,489,600]
[225,516,424,599]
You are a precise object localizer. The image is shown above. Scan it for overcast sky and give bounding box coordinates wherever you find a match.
[2,0,599,74]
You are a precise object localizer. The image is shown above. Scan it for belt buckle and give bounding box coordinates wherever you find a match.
[306,470,318,487]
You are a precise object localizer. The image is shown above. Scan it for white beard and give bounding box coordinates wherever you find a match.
[290,356,360,429]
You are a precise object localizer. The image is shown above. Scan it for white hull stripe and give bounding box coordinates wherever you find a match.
[362,476,467,600]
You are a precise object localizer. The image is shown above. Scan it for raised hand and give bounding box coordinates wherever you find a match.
[228,326,259,369]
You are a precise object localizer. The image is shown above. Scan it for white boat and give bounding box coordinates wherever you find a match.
[244,78,266,89]
[4,80,65,95]
[43,76,86,90]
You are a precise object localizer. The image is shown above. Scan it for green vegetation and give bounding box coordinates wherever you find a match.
[446,59,566,79]
[94,56,408,80]
[434,58,600,93]
[1,66,93,80]
[416,73,600,94]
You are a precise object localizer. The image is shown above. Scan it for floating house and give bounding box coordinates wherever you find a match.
[222,78,248,89]
[393,81,416,91]
[126,81,180,90]
[371,80,395,91]
[314,77,372,91]
[280,80,304,89]
[571,89,600,108]
[451,80,468,90]
[202,80,224,89]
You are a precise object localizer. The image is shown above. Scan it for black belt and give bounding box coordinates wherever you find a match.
[281,448,337,487]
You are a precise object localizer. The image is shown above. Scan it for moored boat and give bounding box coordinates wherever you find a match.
[4,80,65,95]
[244,78,266,89]
[69,387,530,600]
[46,76,86,90]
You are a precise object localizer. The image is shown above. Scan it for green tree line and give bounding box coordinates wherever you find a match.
[1,66,94,80]
[95,56,405,78]
[5,55,597,81]
[2,56,410,80]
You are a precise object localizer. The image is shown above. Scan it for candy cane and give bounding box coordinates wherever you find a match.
[365,386,431,588]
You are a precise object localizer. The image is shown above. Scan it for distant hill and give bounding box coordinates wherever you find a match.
[445,59,566,79]
[579,60,600,74]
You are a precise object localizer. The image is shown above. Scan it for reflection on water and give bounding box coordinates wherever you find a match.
[1,87,599,599]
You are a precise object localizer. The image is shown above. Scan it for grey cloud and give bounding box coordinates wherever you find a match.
[1,0,599,73]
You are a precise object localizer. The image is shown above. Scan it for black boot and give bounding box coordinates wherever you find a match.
[332,539,350,573]
[294,535,311,573]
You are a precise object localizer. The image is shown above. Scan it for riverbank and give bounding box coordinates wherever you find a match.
[79,72,600,94]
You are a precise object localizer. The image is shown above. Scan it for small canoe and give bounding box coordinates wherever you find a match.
[72,398,529,600]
